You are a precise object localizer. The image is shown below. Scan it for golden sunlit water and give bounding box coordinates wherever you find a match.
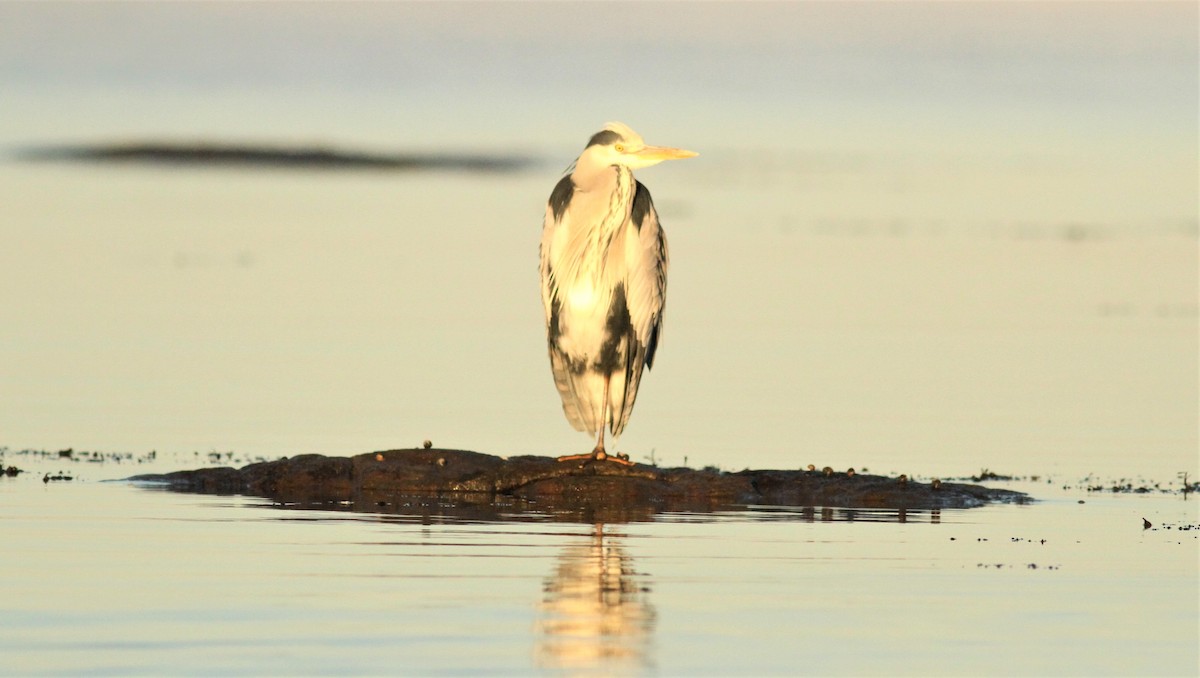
[1,2,1196,675]
[1,454,1197,676]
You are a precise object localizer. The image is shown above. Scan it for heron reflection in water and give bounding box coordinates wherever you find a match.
[539,122,697,465]
[534,524,655,671]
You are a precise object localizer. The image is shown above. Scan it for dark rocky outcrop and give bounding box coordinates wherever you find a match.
[127,449,1028,522]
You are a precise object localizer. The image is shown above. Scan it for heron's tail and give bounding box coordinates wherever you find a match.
[609,343,646,438]
[549,346,646,440]
[548,351,606,436]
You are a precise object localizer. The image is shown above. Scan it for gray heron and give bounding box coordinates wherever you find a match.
[538,122,697,465]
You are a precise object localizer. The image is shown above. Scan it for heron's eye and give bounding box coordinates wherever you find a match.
[614,144,625,153]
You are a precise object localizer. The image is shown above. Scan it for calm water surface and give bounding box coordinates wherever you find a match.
[1,456,1196,676]
[0,161,1195,481]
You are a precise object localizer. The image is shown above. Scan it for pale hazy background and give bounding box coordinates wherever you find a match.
[1,1,1196,479]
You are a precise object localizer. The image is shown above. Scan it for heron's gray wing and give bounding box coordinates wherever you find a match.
[540,175,573,326]
[540,175,602,434]
[610,181,668,437]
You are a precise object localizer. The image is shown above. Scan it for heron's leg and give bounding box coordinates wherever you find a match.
[556,374,634,466]
[592,376,610,456]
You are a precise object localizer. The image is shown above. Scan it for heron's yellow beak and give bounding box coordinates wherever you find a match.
[634,145,699,162]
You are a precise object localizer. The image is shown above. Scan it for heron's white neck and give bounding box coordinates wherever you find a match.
[571,157,620,190]
[575,164,633,236]
[561,164,634,286]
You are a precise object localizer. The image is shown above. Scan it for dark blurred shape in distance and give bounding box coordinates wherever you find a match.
[18,142,536,173]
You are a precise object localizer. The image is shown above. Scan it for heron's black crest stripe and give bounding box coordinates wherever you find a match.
[586,129,625,148]
[595,284,632,373]
[630,181,654,232]
[548,175,573,222]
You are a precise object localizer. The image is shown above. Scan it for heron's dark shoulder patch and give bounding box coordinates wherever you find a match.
[548,175,574,222]
[630,181,655,232]
[586,129,624,148]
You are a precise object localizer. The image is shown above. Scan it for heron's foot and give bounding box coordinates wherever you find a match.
[556,448,635,467]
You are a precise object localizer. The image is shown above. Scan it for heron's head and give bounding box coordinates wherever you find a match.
[579,122,697,171]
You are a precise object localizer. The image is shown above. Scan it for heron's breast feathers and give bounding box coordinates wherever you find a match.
[540,167,665,368]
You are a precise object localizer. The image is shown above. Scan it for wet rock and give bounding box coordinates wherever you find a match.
[127,449,1029,519]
